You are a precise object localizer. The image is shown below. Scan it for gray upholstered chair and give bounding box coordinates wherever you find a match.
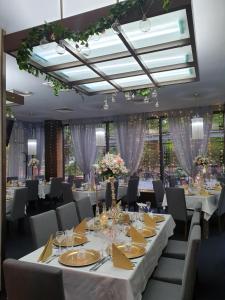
[46,177,63,205]
[152,180,165,212]
[61,182,74,204]
[166,187,193,239]
[215,185,225,231]
[30,210,58,249]
[3,258,65,300]
[163,211,201,259]
[6,188,28,225]
[152,225,201,285]
[75,197,94,221]
[26,180,39,205]
[56,202,79,231]
[142,225,201,300]
[122,177,139,210]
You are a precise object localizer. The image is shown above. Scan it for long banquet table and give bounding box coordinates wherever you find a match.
[20,214,175,300]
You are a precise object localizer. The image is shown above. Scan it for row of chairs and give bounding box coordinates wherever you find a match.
[30,198,93,249]
[142,211,201,300]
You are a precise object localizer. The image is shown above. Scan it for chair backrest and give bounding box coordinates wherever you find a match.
[217,185,225,216]
[126,177,139,205]
[166,187,188,222]
[7,177,18,182]
[56,202,79,231]
[30,210,58,249]
[168,175,177,187]
[25,180,39,202]
[49,177,63,198]
[9,188,28,221]
[3,259,65,300]
[67,175,74,186]
[75,197,94,221]
[152,180,165,208]
[188,211,200,240]
[105,181,119,209]
[74,178,84,188]
[181,225,201,300]
[61,182,74,204]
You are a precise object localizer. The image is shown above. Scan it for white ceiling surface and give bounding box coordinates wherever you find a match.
[1,0,225,121]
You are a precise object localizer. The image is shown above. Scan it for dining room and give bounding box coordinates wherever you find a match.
[0,0,225,299]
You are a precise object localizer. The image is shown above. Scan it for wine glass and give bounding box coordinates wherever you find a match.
[55,231,65,255]
[146,201,151,213]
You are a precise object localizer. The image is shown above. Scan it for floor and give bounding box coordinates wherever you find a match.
[1,205,225,300]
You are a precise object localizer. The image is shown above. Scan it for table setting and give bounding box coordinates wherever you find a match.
[21,208,175,300]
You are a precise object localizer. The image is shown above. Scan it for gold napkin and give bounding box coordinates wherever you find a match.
[38,235,53,262]
[74,219,87,234]
[199,189,209,196]
[129,225,147,245]
[143,213,156,229]
[112,243,133,270]
[123,213,130,224]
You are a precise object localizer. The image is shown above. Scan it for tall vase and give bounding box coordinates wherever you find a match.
[109,176,116,207]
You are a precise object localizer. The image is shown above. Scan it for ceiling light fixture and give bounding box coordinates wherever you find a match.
[111,93,117,103]
[56,40,66,55]
[139,14,151,32]
[103,97,109,110]
[125,91,132,101]
[111,19,121,34]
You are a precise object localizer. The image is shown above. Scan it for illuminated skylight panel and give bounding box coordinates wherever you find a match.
[95,57,141,76]
[152,67,196,83]
[31,42,77,67]
[113,75,151,88]
[140,45,193,69]
[79,81,115,92]
[54,65,99,81]
[122,9,190,49]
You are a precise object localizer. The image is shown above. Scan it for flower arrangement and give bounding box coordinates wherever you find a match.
[96,153,128,178]
[194,155,209,167]
[28,157,39,168]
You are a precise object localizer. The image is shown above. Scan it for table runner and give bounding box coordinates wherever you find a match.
[20,214,175,300]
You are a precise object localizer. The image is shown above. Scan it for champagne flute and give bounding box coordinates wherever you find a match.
[55,231,65,255]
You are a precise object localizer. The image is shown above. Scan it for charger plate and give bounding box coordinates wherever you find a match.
[59,249,101,267]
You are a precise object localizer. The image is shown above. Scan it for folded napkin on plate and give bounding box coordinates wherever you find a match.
[112,243,133,270]
[214,185,222,191]
[143,213,156,228]
[129,225,147,245]
[74,219,87,234]
[38,235,53,263]
[199,189,209,196]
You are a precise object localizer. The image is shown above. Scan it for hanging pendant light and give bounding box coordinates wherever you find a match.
[139,14,151,32]
[191,115,204,139]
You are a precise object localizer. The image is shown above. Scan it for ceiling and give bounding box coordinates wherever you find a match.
[1,0,225,121]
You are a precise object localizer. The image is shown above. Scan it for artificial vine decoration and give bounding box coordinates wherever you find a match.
[16,0,170,96]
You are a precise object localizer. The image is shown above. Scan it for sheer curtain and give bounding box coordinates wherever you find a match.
[7,121,45,178]
[169,109,213,176]
[116,115,146,175]
[69,122,97,181]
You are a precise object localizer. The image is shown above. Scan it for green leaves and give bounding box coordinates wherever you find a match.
[16,0,170,96]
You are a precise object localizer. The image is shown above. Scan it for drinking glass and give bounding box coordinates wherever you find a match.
[65,229,74,251]
[125,204,129,213]
[55,231,65,255]
[146,201,151,213]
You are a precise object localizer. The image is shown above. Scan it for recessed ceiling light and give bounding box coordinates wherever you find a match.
[55,107,74,113]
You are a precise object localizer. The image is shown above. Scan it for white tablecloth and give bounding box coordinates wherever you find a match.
[163,191,220,220]
[20,214,175,300]
[73,186,127,206]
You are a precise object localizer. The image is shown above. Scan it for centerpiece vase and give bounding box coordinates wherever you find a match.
[109,176,116,207]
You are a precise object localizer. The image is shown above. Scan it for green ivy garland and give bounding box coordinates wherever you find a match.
[16,0,170,96]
